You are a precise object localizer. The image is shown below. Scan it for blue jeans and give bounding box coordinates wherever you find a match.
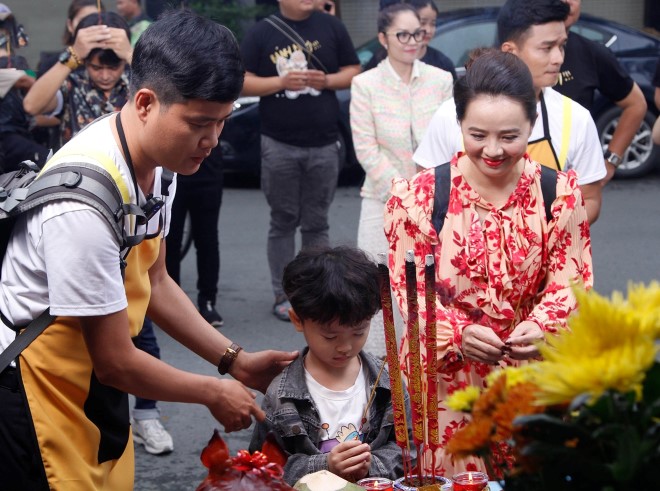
[133,317,160,419]
[260,135,339,299]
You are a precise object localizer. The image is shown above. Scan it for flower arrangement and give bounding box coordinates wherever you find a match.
[444,282,660,490]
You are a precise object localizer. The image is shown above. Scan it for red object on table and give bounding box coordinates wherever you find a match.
[452,472,489,491]
[196,430,293,491]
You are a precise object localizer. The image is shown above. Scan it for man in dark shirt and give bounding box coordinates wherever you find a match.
[241,0,360,321]
[555,0,646,183]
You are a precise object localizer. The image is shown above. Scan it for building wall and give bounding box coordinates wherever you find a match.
[7,0,651,69]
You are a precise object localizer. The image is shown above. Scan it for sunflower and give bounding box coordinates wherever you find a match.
[531,286,659,406]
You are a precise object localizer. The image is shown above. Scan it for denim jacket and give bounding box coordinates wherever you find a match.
[249,348,415,485]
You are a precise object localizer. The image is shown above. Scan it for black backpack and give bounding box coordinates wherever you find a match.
[431,163,557,234]
[0,156,173,372]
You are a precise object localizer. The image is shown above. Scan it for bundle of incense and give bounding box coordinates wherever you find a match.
[424,254,439,481]
[404,250,424,475]
[377,254,413,480]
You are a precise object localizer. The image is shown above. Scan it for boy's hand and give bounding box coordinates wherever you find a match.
[327,440,371,482]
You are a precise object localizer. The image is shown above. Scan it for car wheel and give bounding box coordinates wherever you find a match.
[596,106,659,179]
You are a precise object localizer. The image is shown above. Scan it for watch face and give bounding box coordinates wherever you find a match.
[59,50,71,63]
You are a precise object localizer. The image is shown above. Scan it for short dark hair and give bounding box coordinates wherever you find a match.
[454,48,537,124]
[75,12,130,66]
[497,0,569,45]
[378,3,418,33]
[129,9,244,105]
[283,246,381,327]
[64,0,106,46]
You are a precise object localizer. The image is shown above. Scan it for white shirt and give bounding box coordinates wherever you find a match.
[413,87,606,185]
[0,115,176,351]
[305,361,367,453]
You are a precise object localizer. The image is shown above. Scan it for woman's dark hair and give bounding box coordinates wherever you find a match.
[130,9,244,104]
[405,0,439,15]
[454,48,536,124]
[378,3,419,33]
[74,11,130,66]
[283,246,381,327]
[497,0,569,45]
[63,0,105,46]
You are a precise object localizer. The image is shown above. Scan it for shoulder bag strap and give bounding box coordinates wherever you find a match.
[0,309,54,373]
[431,163,452,235]
[264,15,329,73]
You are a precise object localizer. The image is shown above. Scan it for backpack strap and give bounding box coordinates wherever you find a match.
[539,165,557,224]
[431,163,451,235]
[0,309,54,373]
[431,163,557,235]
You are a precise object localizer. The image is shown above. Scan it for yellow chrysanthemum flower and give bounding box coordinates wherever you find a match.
[531,286,659,406]
[446,386,481,412]
[485,365,535,391]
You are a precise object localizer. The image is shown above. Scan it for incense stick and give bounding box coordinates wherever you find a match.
[424,254,439,482]
[404,250,424,478]
[377,254,411,479]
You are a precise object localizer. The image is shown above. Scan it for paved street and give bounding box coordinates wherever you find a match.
[134,173,660,490]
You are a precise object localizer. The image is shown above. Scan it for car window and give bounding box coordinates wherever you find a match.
[356,38,381,67]
[430,20,498,73]
[573,20,659,53]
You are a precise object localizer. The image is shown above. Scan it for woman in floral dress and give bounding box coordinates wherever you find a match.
[384,49,593,477]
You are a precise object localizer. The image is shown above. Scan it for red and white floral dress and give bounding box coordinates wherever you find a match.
[384,154,593,476]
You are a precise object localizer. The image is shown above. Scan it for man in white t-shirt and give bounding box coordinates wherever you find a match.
[414,0,606,224]
[0,10,297,491]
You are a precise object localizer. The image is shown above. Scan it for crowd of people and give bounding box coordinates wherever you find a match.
[0,0,655,489]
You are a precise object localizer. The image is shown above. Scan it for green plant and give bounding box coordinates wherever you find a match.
[189,0,277,42]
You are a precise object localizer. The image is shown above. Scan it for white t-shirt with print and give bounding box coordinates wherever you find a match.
[0,114,176,351]
[413,87,606,186]
[305,360,368,454]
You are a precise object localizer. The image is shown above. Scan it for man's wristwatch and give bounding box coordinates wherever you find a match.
[217,343,243,375]
[604,149,622,168]
[59,47,82,71]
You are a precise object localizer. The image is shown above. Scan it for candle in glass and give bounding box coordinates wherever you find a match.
[452,472,488,491]
[357,477,394,491]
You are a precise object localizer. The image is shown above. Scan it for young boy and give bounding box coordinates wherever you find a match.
[250,246,413,485]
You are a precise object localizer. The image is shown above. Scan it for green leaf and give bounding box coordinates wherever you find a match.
[514,414,594,445]
[642,362,660,405]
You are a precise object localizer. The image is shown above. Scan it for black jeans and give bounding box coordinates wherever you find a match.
[165,158,223,306]
[0,366,49,490]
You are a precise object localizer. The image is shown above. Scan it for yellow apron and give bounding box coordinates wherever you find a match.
[18,237,160,491]
[527,91,572,170]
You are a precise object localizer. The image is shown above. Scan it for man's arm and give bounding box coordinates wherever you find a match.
[242,70,309,97]
[148,241,297,393]
[306,64,361,91]
[601,83,647,184]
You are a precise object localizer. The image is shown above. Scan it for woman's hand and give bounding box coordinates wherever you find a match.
[505,320,544,360]
[105,27,133,64]
[462,324,506,364]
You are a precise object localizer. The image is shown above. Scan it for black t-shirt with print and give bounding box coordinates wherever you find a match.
[241,11,358,147]
[555,31,633,110]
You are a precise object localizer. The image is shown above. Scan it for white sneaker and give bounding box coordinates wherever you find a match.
[132,417,174,455]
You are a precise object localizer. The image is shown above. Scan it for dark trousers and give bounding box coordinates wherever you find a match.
[133,317,160,411]
[165,159,223,307]
[0,367,49,490]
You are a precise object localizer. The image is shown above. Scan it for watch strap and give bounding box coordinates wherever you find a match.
[217,343,243,375]
[604,149,622,167]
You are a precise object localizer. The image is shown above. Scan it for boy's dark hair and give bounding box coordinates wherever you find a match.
[282,246,381,327]
[130,9,244,105]
[75,12,129,67]
[497,0,569,46]
[454,48,536,124]
[378,3,418,34]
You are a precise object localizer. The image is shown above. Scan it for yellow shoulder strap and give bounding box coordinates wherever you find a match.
[38,148,131,204]
[559,96,572,170]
